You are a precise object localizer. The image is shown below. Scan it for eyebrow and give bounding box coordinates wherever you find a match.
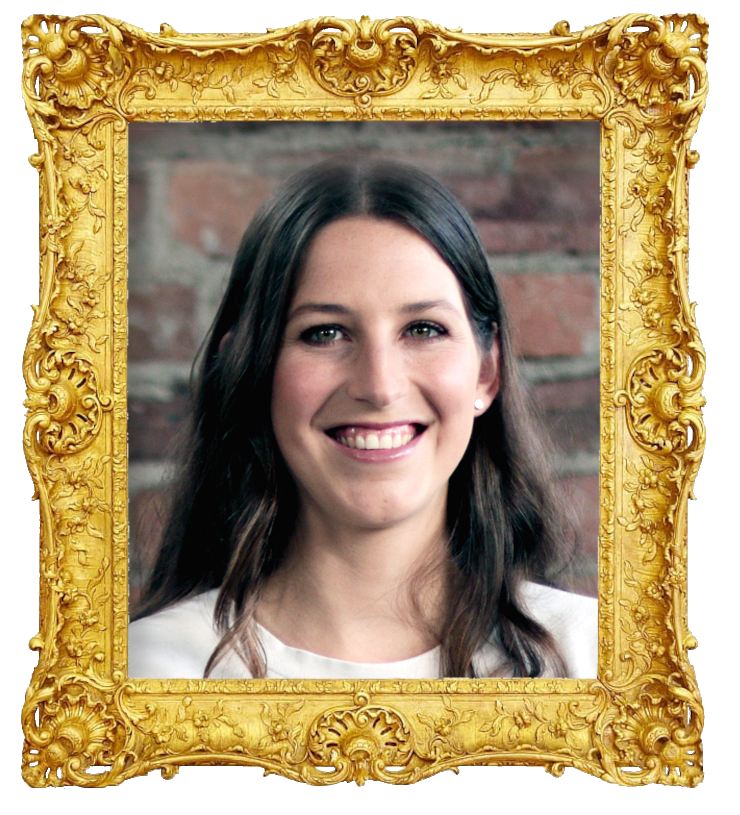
[287,299,462,321]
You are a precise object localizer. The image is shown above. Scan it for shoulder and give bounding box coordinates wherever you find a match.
[128,590,222,679]
[520,581,598,678]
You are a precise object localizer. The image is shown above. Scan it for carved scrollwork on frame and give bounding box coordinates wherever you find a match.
[22,672,133,788]
[22,16,129,119]
[306,692,421,784]
[610,15,708,112]
[618,348,705,456]
[599,680,703,786]
[310,17,419,105]
[25,351,107,455]
[20,13,707,788]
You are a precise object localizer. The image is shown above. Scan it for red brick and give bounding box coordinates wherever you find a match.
[477,219,600,254]
[169,163,278,256]
[510,145,601,223]
[128,283,198,362]
[499,273,598,357]
[442,176,510,217]
[532,378,600,460]
[533,376,600,411]
[503,176,596,221]
[513,143,601,178]
[128,390,190,461]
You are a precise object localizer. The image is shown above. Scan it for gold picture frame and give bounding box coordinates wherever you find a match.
[20,12,707,787]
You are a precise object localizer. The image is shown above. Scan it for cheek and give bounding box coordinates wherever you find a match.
[421,349,481,414]
[271,351,333,439]
[420,351,480,465]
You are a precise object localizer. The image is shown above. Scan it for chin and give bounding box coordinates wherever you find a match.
[332,486,444,531]
[348,509,416,531]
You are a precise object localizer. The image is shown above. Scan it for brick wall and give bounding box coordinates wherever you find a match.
[128,120,601,602]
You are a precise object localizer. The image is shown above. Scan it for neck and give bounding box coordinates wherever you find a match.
[255,506,450,663]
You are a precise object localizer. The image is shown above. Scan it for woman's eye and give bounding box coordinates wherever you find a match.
[406,322,446,340]
[301,325,345,344]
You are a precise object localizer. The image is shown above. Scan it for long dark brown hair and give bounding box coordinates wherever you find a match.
[135,160,574,677]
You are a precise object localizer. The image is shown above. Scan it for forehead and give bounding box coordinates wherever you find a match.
[295,217,465,303]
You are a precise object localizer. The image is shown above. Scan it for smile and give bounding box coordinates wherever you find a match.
[327,423,424,450]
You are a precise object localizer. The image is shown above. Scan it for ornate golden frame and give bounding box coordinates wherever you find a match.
[20,13,707,787]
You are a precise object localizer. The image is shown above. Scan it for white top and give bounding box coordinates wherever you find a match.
[128,581,597,680]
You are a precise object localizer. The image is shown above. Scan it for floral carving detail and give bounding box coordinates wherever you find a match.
[619,230,675,345]
[129,56,245,105]
[311,16,417,105]
[417,696,473,756]
[22,16,127,112]
[47,242,109,352]
[128,702,175,748]
[618,464,673,566]
[478,51,595,105]
[174,698,246,750]
[47,455,110,562]
[259,701,306,759]
[539,54,581,94]
[617,349,705,455]
[420,52,467,99]
[479,697,591,753]
[630,131,673,173]
[153,61,176,90]
[480,700,534,747]
[614,558,674,674]
[621,170,673,235]
[25,454,113,670]
[34,133,108,249]
[308,693,416,784]
[614,16,708,109]
[61,570,109,666]
[254,51,306,98]
[620,127,677,235]
[548,708,572,740]
[130,696,249,758]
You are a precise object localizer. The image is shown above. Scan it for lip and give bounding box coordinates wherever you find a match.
[324,422,427,462]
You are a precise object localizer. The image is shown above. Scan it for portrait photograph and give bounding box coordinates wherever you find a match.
[3,0,733,811]
[128,122,600,678]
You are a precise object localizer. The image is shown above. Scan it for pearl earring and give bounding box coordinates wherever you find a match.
[474,399,485,410]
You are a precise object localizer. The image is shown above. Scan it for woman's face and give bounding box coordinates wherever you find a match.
[271,217,498,534]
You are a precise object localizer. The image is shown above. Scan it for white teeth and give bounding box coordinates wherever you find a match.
[333,425,421,449]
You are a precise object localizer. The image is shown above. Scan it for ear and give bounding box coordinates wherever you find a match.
[218,330,234,356]
[475,339,500,413]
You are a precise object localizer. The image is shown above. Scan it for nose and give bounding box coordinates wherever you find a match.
[346,338,407,409]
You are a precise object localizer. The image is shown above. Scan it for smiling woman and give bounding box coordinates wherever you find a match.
[128,161,597,680]
[272,218,496,533]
